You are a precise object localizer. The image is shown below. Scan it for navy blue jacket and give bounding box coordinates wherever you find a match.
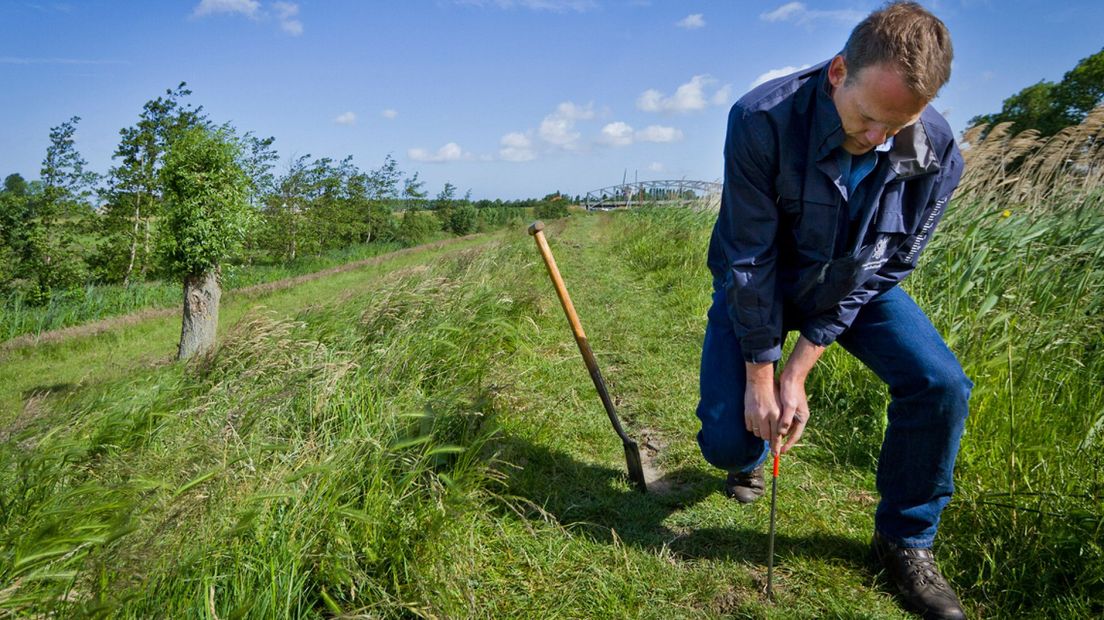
[707,61,964,363]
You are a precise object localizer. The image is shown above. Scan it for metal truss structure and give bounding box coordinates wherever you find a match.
[583,179,722,211]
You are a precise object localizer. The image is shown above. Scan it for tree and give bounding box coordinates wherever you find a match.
[352,155,402,243]
[0,176,34,291]
[446,203,478,235]
[969,47,1104,136]
[29,117,99,293]
[3,174,28,196]
[100,83,205,285]
[432,182,457,231]
[1055,48,1104,121]
[263,154,316,262]
[159,126,255,360]
[403,173,427,211]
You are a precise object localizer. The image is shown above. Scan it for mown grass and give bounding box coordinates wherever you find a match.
[0,201,1100,618]
[0,238,427,342]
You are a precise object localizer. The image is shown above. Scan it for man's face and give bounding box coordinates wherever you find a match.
[828,55,929,155]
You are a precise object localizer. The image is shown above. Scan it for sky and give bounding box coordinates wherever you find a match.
[1,0,1101,200]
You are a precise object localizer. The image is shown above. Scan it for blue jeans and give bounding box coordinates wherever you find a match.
[696,282,972,548]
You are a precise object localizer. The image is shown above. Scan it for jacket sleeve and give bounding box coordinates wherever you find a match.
[717,106,784,363]
[800,141,964,347]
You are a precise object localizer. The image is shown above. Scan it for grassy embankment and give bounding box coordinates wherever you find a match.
[0,236,430,343]
[1,184,1101,617]
[5,105,1104,615]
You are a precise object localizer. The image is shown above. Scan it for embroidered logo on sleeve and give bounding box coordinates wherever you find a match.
[904,195,948,263]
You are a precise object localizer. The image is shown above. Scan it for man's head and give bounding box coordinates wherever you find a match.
[828,1,954,155]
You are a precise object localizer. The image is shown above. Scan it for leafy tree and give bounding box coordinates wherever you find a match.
[969,47,1104,136]
[232,130,279,205]
[26,116,99,294]
[0,178,34,291]
[1055,47,1104,121]
[99,83,205,285]
[349,155,401,243]
[432,182,457,231]
[403,172,428,211]
[395,210,438,246]
[159,126,255,360]
[262,154,318,262]
[40,116,99,218]
[446,203,478,235]
[3,174,28,196]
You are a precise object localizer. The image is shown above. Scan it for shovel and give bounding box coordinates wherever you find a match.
[528,220,647,492]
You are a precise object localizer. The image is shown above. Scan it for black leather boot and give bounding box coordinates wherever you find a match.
[870,532,966,619]
[724,465,765,503]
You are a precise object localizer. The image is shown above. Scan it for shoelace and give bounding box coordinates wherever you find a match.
[900,550,952,593]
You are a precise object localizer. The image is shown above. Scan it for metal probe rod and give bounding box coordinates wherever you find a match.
[767,451,780,601]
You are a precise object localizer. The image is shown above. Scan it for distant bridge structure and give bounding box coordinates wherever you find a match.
[583,179,722,211]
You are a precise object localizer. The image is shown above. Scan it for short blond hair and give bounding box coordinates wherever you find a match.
[843,1,954,100]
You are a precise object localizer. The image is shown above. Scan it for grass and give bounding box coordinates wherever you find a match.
[0,200,1101,617]
[0,237,435,343]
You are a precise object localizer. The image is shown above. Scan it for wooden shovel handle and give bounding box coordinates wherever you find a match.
[528,220,633,444]
[528,220,587,343]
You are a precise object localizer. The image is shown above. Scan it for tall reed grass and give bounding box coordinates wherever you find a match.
[611,109,1104,612]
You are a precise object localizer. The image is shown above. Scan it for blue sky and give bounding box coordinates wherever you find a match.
[1,0,1101,199]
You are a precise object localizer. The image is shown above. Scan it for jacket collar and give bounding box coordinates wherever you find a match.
[809,59,940,180]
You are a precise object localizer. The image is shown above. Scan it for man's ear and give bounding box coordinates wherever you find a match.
[828,55,847,89]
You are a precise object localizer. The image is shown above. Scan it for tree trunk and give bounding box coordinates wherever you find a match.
[178,267,221,360]
[139,217,151,279]
[122,194,141,287]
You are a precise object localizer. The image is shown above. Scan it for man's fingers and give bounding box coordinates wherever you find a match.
[781,413,809,454]
[777,402,795,436]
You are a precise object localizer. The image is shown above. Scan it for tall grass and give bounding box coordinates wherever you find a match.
[0,240,538,616]
[0,239,408,342]
[611,115,1104,613]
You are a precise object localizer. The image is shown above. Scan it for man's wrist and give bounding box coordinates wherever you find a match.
[745,361,775,385]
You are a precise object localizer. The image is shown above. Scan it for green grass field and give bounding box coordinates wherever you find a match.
[0,206,1101,618]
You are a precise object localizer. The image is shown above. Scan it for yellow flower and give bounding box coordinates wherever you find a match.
[1001,209,1012,218]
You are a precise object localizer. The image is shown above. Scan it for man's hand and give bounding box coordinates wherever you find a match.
[777,373,811,454]
[744,362,780,446]
[776,336,827,454]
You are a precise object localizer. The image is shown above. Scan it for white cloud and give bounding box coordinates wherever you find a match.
[676,13,705,29]
[334,111,356,125]
[381,109,399,119]
[761,2,803,22]
[647,162,664,173]
[454,0,596,11]
[760,2,864,26]
[599,122,635,146]
[596,123,684,147]
[636,125,684,143]
[499,132,537,161]
[274,1,303,35]
[192,0,302,35]
[408,142,469,163]
[750,64,812,89]
[711,84,733,106]
[637,75,730,114]
[553,101,595,121]
[538,101,594,149]
[193,0,260,18]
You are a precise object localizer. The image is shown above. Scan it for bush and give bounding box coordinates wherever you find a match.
[535,200,569,220]
[446,204,478,236]
[396,210,439,246]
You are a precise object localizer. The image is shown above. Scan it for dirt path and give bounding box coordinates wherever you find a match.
[1,234,484,352]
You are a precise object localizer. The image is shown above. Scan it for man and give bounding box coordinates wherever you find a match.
[696,2,970,619]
